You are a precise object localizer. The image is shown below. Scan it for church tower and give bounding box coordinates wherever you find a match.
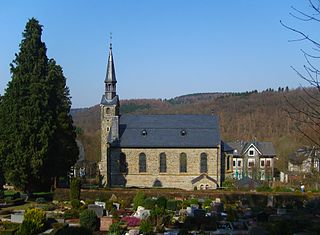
[99,41,120,186]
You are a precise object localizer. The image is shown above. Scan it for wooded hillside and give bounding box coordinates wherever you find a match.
[73,88,312,171]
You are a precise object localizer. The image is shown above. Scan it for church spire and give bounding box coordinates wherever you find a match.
[104,35,117,100]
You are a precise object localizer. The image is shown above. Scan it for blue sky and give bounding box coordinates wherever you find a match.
[0,1,319,108]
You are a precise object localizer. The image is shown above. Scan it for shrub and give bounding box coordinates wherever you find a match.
[17,208,46,235]
[79,209,98,232]
[167,200,177,211]
[155,196,167,209]
[189,198,198,205]
[139,219,153,235]
[143,198,156,210]
[108,221,123,235]
[203,198,212,209]
[64,209,80,219]
[71,199,81,209]
[70,178,81,200]
[133,192,145,210]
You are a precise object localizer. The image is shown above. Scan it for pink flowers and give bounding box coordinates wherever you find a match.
[121,216,141,227]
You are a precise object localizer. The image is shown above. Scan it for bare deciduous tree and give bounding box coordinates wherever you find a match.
[281,0,320,148]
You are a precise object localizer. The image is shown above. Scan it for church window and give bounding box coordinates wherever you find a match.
[159,153,167,173]
[119,153,127,173]
[139,153,147,172]
[107,127,110,131]
[200,153,208,173]
[180,153,187,173]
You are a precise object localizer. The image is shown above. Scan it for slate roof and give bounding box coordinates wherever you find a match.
[111,114,220,148]
[105,44,117,83]
[227,141,276,157]
[235,177,261,189]
[101,95,119,105]
[191,174,218,184]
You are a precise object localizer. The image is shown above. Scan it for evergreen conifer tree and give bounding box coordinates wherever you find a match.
[0,18,78,192]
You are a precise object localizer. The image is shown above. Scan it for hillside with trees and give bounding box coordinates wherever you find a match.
[73,88,314,171]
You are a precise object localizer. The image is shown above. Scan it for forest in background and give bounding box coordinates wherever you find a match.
[72,88,313,171]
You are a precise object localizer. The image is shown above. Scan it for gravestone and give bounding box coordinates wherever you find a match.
[11,212,24,223]
[193,209,205,218]
[95,201,106,209]
[267,195,274,207]
[88,204,104,218]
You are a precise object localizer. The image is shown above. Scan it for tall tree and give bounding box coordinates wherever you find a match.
[0,18,78,192]
[46,59,79,179]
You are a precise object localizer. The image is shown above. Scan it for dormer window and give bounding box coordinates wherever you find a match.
[141,130,147,136]
[180,129,187,136]
[248,148,255,156]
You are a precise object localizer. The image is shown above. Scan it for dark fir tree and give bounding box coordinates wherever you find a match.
[46,59,79,180]
[0,18,78,192]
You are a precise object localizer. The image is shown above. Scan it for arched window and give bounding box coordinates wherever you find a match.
[139,153,147,173]
[180,153,187,173]
[159,153,167,173]
[200,153,208,173]
[119,153,127,173]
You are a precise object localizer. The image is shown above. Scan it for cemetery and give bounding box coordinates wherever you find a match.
[0,183,319,234]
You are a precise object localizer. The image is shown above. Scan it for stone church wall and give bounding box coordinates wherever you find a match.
[108,147,220,190]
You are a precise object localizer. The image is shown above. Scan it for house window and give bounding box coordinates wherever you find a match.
[200,153,208,173]
[266,160,271,167]
[180,153,187,173]
[233,160,236,167]
[238,160,242,167]
[119,153,127,173]
[227,156,230,170]
[106,126,110,131]
[139,153,146,172]
[260,160,265,167]
[248,159,255,167]
[159,153,167,173]
[249,149,255,156]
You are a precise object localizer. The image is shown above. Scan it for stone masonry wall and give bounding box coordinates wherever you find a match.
[100,105,117,186]
[109,147,221,190]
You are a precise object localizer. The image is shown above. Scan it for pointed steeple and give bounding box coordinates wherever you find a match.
[105,41,117,100]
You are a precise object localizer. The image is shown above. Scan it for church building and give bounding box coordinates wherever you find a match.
[99,43,223,190]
